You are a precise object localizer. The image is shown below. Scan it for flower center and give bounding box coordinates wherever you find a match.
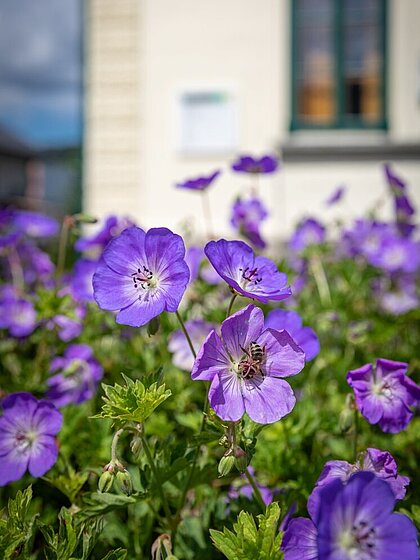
[236,342,265,380]
[131,266,157,290]
[338,519,376,559]
[372,379,393,400]
[15,429,38,453]
[239,266,262,286]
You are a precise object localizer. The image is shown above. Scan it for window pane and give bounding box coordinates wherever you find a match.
[295,0,335,125]
[343,0,383,123]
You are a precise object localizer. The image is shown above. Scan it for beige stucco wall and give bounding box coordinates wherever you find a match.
[84,0,420,243]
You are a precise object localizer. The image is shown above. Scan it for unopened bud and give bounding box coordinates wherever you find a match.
[115,469,133,496]
[98,470,114,493]
[130,435,143,460]
[234,447,248,473]
[218,454,235,477]
[147,316,160,336]
[339,408,354,433]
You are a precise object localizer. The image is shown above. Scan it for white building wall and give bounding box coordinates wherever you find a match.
[85,0,420,243]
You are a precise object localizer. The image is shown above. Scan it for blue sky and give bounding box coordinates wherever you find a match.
[0,0,82,148]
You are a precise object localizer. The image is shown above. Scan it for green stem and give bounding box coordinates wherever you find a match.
[244,468,266,512]
[309,253,332,306]
[353,409,359,461]
[226,293,238,318]
[175,310,196,359]
[141,434,173,522]
[111,428,125,463]
[57,216,72,278]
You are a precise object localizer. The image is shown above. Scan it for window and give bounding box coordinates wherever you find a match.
[291,0,387,130]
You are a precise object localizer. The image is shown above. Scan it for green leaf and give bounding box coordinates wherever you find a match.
[79,491,138,519]
[92,373,171,427]
[43,468,89,503]
[100,549,127,560]
[0,486,38,559]
[210,503,283,560]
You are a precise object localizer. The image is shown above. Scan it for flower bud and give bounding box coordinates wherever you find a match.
[115,469,133,496]
[147,316,160,336]
[130,435,143,460]
[98,470,114,493]
[218,454,235,477]
[339,407,354,433]
[234,447,248,473]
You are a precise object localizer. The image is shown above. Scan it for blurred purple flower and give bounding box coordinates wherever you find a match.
[70,258,97,302]
[205,239,291,303]
[0,392,62,486]
[265,309,319,361]
[282,472,418,560]
[369,235,420,274]
[176,169,221,191]
[289,218,326,252]
[231,197,268,249]
[75,215,135,254]
[347,358,420,433]
[192,305,305,423]
[231,154,279,175]
[93,226,190,327]
[0,287,36,337]
[168,319,215,371]
[47,344,103,407]
[384,164,416,237]
[380,277,419,315]
[46,307,85,342]
[185,246,204,283]
[12,210,59,238]
[325,185,345,206]
[228,467,273,506]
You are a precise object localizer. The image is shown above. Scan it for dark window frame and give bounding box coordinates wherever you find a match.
[290,0,388,131]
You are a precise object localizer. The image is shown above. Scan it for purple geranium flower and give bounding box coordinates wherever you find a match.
[347,358,420,433]
[289,218,326,253]
[282,472,418,560]
[230,196,268,249]
[47,344,103,407]
[314,448,410,501]
[93,226,190,327]
[205,239,291,303]
[12,210,59,238]
[231,154,278,174]
[265,309,320,361]
[176,169,221,191]
[325,185,345,206]
[192,305,305,423]
[168,319,215,371]
[0,392,62,486]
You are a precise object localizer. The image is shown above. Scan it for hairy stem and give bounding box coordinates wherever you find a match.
[226,293,238,318]
[353,409,359,461]
[175,310,196,359]
[111,428,125,464]
[244,468,266,512]
[141,434,173,522]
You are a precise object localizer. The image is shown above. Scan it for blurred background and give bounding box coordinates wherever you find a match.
[1,0,419,240]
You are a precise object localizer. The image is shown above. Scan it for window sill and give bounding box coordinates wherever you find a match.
[280,134,420,163]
